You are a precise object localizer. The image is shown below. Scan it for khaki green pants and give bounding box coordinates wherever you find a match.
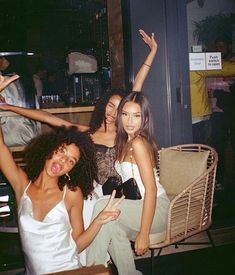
[87,194,170,275]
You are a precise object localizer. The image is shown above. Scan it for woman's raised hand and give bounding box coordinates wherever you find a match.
[97,190,125,224]
[0,74,20,93]
[139,29,158,53]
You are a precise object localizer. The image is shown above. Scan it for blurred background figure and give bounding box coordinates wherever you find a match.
[32,64,47,100]
[206,37,235,190]
[0,55,41,147]
[44,70,60,95]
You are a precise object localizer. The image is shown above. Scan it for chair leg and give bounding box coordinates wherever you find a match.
[150,248,162,275]
[150,248,155,275]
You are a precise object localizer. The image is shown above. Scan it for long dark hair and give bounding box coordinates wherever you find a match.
[24,126,98,198]
[89,89,127,134]
[116,92,158,163]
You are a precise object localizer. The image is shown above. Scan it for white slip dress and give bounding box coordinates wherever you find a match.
[18,182,80,275]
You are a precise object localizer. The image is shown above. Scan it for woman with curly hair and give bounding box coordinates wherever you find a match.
[0,125,124,275]
[0,30,157,264]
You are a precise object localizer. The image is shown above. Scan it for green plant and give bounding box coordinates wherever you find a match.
[193,13,234,50]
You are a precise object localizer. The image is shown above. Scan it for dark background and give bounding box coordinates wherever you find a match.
[0,0,109,95]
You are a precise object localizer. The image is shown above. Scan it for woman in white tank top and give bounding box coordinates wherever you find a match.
[87,92,170,275]
[0,126,124,275]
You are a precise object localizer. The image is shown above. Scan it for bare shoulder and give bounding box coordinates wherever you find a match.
[131,136,149,150]
[131,136,153,163]
[65,187,84,209]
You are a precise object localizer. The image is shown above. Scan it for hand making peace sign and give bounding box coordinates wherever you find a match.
[97,190,125,224]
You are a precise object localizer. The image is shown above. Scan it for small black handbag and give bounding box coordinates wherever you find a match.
[102,177,142,200]
[102,148,142,200]
[102,176,123,198]
[121,177,142,200]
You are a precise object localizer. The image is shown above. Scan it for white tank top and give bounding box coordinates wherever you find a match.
[115,161,166,199]
[18,182,80,275]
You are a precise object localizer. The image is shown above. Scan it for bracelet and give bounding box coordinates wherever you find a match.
[143,63,151,68]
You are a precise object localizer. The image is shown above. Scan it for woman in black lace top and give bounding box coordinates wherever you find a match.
[0,30,158,187]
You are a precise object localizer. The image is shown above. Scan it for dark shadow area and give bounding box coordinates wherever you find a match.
[212,143,235,229]
[212,185,235,229]
[110,243,235,275]
[0,233,24,272]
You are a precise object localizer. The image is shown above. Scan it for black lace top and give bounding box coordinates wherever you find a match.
[95,144,121,185]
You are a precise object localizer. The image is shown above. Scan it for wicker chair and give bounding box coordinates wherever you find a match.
[148,144,218,275]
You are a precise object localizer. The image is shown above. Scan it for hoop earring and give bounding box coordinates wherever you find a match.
[65,173,71,182]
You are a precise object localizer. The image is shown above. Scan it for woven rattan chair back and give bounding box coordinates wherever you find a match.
[149,144,218,274]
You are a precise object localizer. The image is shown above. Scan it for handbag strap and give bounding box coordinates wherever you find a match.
[130,147,135,178]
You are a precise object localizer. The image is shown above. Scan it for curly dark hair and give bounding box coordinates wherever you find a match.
[23,126,98,198]
[89,88,127,134]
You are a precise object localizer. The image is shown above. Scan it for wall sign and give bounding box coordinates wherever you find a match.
[189,52,222,71]
[189,53,206,70]
[205,52,222,70]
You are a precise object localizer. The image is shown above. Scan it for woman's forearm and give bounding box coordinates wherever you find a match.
[132,30,157,92]
[75,217,102,252]
[1,104,74,128]
[139,188,157,235]
[133,50,157,92]
[76,192,123,252]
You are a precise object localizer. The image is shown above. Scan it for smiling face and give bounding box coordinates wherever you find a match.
[45,143,80,177]
[105,95,122,124]
[121,101,142,139]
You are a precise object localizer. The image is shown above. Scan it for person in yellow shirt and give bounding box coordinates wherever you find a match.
[190,60,235,138]
[190,59,235,189]
[190,70,212,145]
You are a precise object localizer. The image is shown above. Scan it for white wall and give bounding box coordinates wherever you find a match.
[187,0,235,51]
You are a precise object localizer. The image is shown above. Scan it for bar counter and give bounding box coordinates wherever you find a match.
[0,105,95,133]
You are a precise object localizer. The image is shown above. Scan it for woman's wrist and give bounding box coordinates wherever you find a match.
[143,63,151,68]
[139,229,150,236]
[93,215,102,226]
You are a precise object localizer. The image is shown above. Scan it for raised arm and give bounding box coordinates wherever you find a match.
[0,99,89,132]
[0,126,27,200]
[132,29,158,92]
